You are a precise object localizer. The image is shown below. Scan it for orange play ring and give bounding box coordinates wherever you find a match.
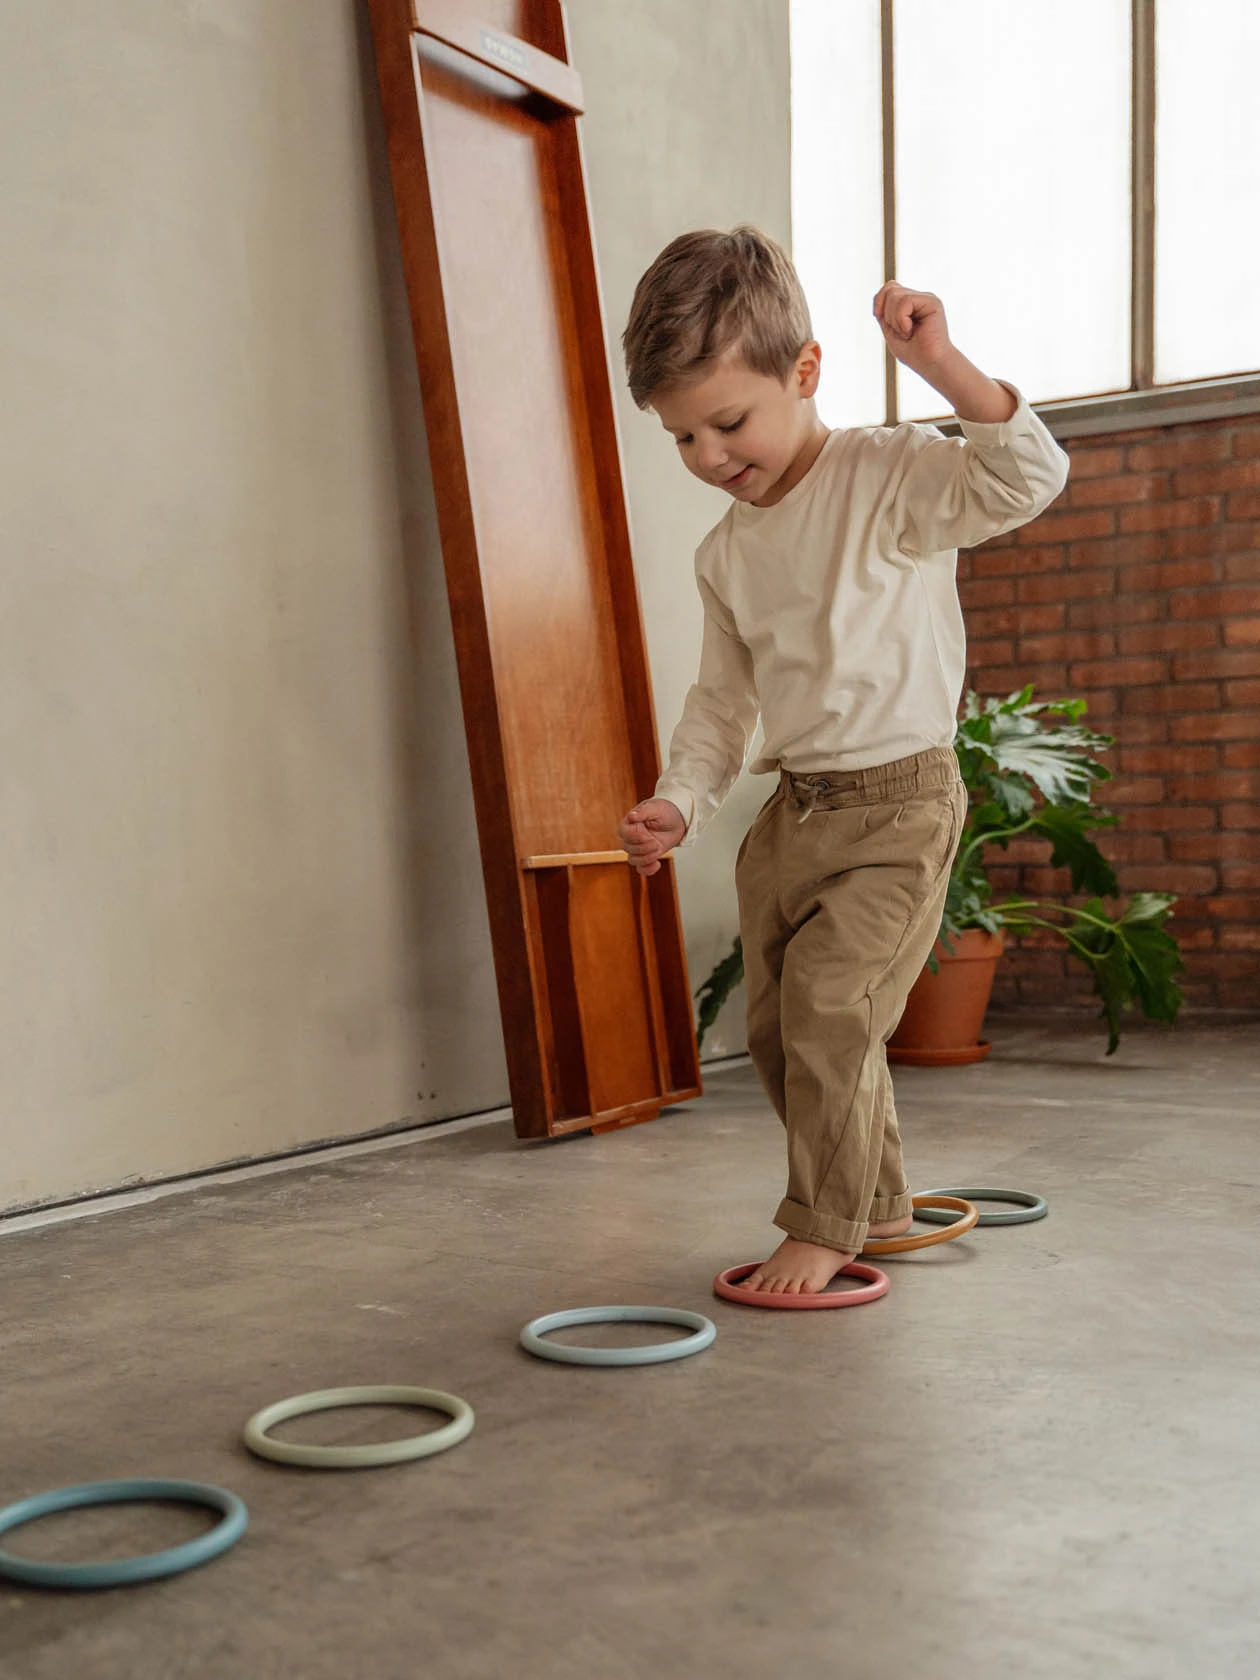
[861,1195,979,1254]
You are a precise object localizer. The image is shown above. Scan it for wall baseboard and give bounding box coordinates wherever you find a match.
[0,1105,512,1236]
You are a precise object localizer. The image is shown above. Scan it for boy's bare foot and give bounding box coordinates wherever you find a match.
[744,1237,855,1295]
[744,1213,916,1295]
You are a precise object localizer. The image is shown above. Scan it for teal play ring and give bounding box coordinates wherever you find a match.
[914,1187,1049,1227]
[0,1478,247,1589]
[243,1385,475,1468]
[521,1306,716,1367]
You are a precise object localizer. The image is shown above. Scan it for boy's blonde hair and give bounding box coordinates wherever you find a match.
[622,226,812,409]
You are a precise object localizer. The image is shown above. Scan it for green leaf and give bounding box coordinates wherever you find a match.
[987,725,1112,805]
[1056,896,1185,1055]
[693,936,744,1049]
[1030,804,1120,897]
[985,774,1037,821]
[1115,895,1184,1022]
[957,688,1113,807]
[1090,937,1134,1056]
[1120,890,1179,925]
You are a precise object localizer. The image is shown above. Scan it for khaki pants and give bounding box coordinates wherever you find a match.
[734,747,966,1254]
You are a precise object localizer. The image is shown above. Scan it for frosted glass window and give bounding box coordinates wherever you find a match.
[894,0,1130,418]
[1155,1,1260,384]
[789,0,884,426]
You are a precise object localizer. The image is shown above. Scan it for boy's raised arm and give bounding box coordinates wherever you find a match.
[874,282,1016,423]
[872,283,1070,559]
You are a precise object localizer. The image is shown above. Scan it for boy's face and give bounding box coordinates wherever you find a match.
[650,344,822,507]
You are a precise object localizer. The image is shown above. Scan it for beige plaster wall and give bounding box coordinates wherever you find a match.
[0,0,789,1210]
[0,1,508,1210]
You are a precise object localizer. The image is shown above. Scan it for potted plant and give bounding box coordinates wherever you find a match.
[694,686,1184,1062]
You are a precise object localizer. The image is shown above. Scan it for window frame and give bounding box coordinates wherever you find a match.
[874,0,1260,432]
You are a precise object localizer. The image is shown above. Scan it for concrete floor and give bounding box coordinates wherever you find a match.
[2,1016,1258,1680]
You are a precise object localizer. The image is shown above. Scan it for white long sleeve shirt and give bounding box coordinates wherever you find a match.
[654,386,1070,842]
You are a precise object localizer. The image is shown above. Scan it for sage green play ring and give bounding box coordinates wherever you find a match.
[0,1479,247,1589]
[914,1187,1049,1227]
[521,1306,716,1366]
[242,1385,474,1468]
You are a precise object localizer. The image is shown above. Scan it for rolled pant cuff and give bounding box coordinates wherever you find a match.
[870,1189,913,1222]
[773,1198,867,1256]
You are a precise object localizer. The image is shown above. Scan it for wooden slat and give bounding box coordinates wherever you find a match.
[634,873,674,1098]
[566,866,659,1117]
[522,850,627,869]
[646,872,703,1102]
[548,113,667,806]
[553,1097,662,1137]
[529,866,589,1125]
[411,0,585,113]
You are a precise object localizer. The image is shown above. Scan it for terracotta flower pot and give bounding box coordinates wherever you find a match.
[887,928,1004,1067]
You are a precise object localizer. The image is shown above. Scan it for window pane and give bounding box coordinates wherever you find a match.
[1156,0,1260,384]
[790,0,884,426]
[894,0,1130,417]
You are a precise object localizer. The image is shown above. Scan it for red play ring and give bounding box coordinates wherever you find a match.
[712,1260,890,1310]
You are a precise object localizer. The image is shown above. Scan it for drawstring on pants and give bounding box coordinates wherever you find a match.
[790,772,860,825]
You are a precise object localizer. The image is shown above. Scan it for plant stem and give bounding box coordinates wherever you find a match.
[1004,905,1121,971]
[956,811,1040,874]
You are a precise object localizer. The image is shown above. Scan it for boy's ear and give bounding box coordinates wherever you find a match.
[795,340,822,400]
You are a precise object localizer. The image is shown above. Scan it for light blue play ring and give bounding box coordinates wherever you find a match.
[521,1306,716,1367]
[0,1478,248,1589]
[914,1187,1049,1227]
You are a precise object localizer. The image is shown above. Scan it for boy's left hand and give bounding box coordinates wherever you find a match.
[873,282,953,380]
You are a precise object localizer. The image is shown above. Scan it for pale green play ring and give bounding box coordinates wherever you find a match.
[914,1187,1049,1227]
[242,1385,474,1469]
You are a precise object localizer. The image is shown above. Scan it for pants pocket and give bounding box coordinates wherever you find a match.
[931,781,966,874]
[903,780,965,876]
[736,782,786,871]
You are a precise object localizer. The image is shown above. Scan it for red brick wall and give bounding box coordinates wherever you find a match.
[958,412,1260,1012]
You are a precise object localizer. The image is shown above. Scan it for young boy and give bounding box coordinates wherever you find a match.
[616,227,1069,1297]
